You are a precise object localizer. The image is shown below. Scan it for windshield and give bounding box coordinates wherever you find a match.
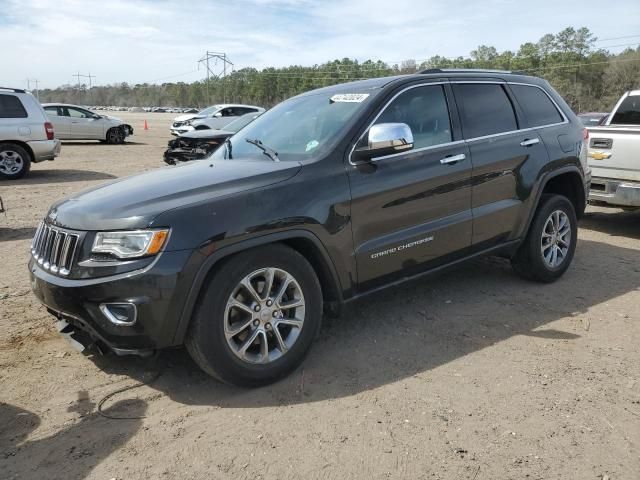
[211,92,372,162]
[198,105,221,116]
[225,113,260,133]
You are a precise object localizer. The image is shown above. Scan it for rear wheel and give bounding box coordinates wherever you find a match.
[0,144,31,180]
[512,194,577,283]
[186,244,322,387]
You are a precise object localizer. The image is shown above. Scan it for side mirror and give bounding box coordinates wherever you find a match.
[213,112,222,118]
[353,123,414,161]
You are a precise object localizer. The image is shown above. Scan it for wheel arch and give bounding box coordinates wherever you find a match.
[172,230,344,344]
[0,140,35,162]
[519,166,586,241]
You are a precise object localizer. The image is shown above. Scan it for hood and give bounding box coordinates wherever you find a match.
[102,114,124,124]
[46,159,301,231]
[174,113,203,122]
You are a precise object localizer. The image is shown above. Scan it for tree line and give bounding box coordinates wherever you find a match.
[38,27,639,113]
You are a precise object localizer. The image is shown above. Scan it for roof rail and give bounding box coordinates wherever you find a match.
[0,87,26,93]
[419,68,525,75]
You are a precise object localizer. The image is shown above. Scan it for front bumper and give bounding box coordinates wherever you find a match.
[589,177,640,207]
[170,125,195,136]
[28,139,61,162]
[29,249,196,353]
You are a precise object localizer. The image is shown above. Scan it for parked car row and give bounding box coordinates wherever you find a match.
[164,112,262,164]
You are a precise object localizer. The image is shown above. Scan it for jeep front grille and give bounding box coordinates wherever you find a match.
[31,222,80,276]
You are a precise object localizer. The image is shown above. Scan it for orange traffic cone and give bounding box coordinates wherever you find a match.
[143,120,149,130]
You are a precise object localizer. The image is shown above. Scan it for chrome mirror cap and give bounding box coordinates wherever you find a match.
[354,123,414,161]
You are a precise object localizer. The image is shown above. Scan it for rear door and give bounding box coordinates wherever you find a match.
[43,106,70,138]
[348,82,473,290]
[452,82,550,248]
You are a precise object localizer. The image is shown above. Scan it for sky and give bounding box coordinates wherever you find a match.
[1,0,639,89]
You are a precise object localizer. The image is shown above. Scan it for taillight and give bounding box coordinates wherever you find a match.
[44,122,54,140]
[583,128,589,141]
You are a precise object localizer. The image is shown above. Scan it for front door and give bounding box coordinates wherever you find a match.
[348,83,473,291]
[66,107,103,139]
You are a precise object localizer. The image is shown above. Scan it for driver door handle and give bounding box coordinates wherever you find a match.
[440,153,466,165]
[520,138,540,147]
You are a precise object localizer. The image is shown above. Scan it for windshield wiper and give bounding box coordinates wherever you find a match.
[245,138,279,162]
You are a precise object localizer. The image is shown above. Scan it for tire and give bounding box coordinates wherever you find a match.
[106,127,125,144]
[186,244,323,387]
[0,143,31,180]
[512,194,577,283]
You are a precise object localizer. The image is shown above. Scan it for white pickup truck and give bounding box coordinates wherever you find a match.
[586,90,640,209]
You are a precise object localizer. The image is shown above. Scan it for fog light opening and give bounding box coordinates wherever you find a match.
[100,303,137,326]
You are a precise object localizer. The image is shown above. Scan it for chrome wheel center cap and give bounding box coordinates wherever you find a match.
[259,308,272,322]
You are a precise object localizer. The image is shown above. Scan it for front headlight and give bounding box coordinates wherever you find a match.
[92,229,169,259]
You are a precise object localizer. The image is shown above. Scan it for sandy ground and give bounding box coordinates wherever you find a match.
[1,112,639,480]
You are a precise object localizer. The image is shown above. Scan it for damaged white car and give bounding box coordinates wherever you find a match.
[43,103,134,144]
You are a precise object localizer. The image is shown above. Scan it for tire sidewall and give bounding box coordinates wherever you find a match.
[527,195,577,281]
[188,245,322,386]
[0,144,31,180]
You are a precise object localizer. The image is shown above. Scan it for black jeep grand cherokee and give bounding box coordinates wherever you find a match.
[30,69,591,387]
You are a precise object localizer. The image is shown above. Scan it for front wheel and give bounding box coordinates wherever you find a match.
[186,244,322,387]
[106,127,125,144]
[512,194,577,283]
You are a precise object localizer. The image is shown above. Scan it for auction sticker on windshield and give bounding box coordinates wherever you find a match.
[330,93,370,103]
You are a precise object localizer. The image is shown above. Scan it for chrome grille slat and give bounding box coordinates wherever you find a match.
[30,222,79,276]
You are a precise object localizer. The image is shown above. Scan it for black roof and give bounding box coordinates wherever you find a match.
[299,69,543,98]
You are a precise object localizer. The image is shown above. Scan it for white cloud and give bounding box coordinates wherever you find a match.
[1,0,639,88]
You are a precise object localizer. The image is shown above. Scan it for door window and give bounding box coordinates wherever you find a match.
[453,84,518,139]
[66,107,92,119]
[44,106,60,116]
[510,84,563,127]
[372,85,452,149]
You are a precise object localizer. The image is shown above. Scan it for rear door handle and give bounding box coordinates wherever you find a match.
[440,153,466,165]
[520,138,540,147]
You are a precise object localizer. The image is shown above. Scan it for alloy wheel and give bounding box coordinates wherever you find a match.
[0,150,24,175]
[540,209,571,268]
[224,267,305,364]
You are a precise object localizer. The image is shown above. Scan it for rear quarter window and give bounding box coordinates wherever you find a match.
[510,84,564,127]
[0,94,28,119]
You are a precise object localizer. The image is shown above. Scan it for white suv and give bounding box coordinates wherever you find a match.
[0,88,61,179]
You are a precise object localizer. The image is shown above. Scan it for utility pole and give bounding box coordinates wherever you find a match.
[198,51,234,104]
[26,79,40,100]
[72,73,96,104]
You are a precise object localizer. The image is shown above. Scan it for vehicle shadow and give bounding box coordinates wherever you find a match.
[8,169,116,185]
[581,208,640,240]
[0,396,146,479]
[61,141,147,146]
[92,238,639,408]
[0,226,36,242]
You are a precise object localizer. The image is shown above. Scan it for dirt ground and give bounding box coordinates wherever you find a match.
[1,112,638,480]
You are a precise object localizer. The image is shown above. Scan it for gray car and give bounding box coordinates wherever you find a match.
[0,87,61,179]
